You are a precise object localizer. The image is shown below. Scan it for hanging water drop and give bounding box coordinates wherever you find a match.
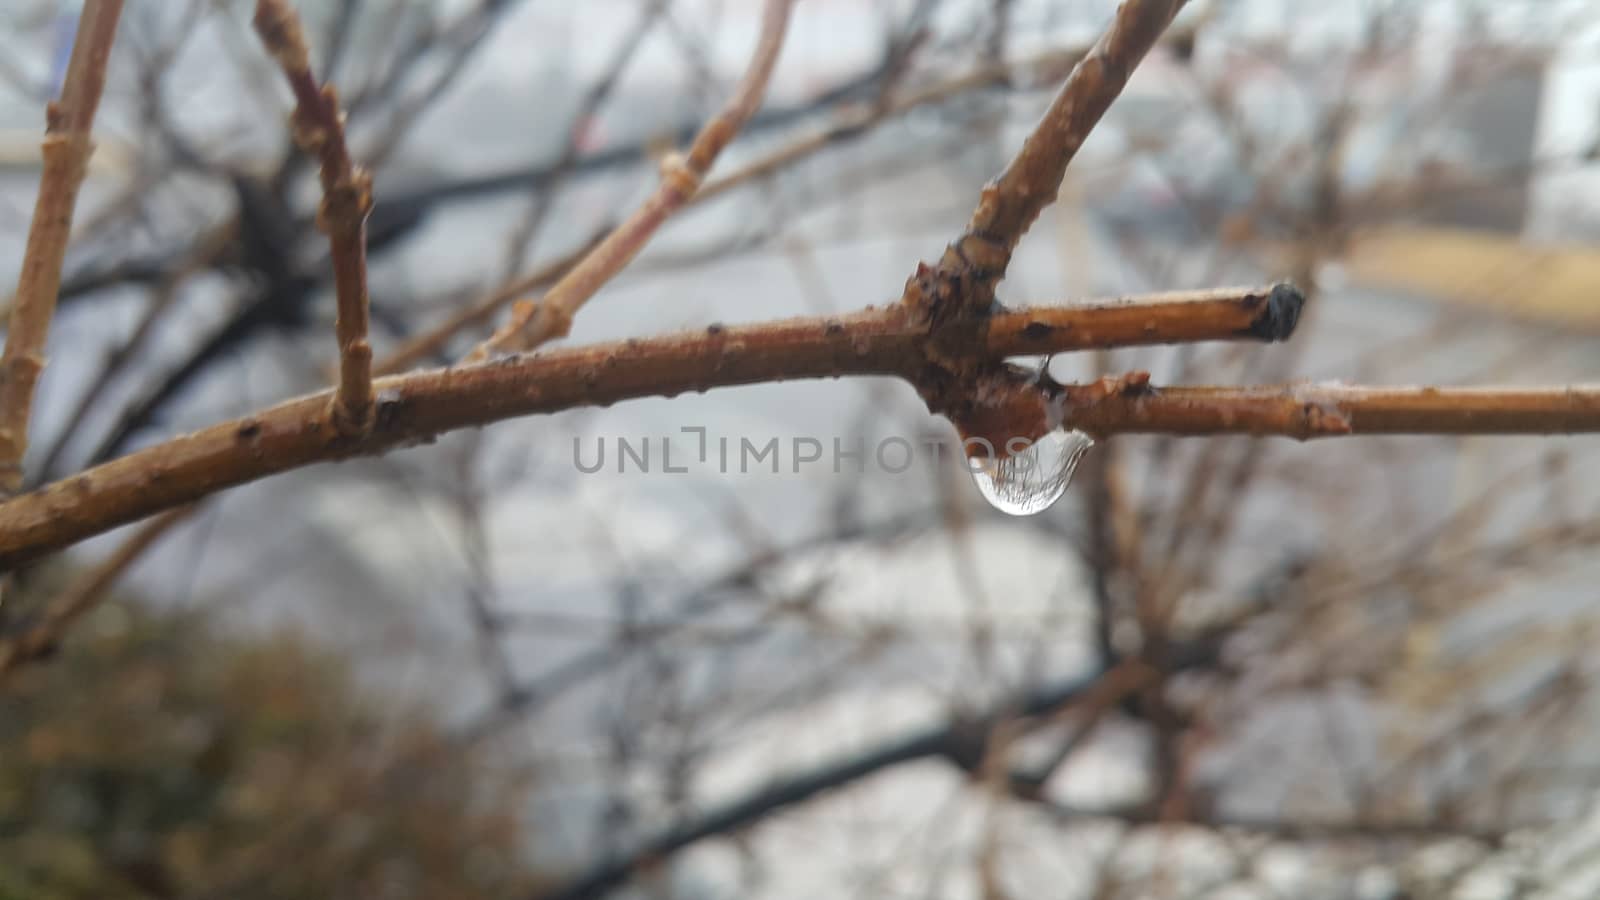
[969,428,1095,516]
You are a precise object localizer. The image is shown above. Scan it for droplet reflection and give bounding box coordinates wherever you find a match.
[969,429,1095,516]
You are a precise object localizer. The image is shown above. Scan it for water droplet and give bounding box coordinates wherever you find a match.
[969,429,1094,516]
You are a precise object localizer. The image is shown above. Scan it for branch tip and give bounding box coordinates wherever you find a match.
[1240,281,1306,343]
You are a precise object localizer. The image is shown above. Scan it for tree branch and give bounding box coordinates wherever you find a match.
[530,642,1508,900]
[1031,800,1513,847]
[967,0,1183,262]
[36,32,1135,385]
[5,367,1592,571]
[896,0,1188,449]
[909,0,1186,326]
[472,0,797,357]
[4,285,1596,571]
[1053,380,1600,439]
[33,223,239,482]
[0,0,125,493]
[356,6,946,247]
[375,38,1129,375]
[375,233,598,376]
[0,506,191,681]
[254,0,375,432]
[0,285,1309,568]
[532,664,1134,900]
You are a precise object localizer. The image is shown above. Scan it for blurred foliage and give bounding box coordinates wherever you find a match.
[0,572,544,900]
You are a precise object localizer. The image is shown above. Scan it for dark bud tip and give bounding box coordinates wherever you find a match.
[1244,281,1306,342]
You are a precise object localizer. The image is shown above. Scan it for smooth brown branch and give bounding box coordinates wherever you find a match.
[254,0,375,433]
[1056,380,1600,440]
[993,283,1303,352]
[972,0,1185,251]
[469,0,797,359]
[0,0,125,493]
[911,0,1186,324]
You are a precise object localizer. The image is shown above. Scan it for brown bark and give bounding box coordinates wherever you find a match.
[0,285,1310,568]
[254,0,375,432]
[1056,381,1600,439]
[0,0,125,493]
[907,0,1187,326]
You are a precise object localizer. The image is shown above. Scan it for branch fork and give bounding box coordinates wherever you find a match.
[896,0,1189,454]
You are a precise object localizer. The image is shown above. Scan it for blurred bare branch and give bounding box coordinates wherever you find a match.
[0,0,124,493]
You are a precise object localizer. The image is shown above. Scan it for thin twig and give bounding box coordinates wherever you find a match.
[352,0,522,172]
[1054,380,1600,439]
[970,0,1183,258]
[470,0,797,358]
[498,0,667,277]
[530,666,1125,900]
[378,39,1111,377]
[254,0,375,432]
[375,233,600,376]
[1029,800,1513,846]
[0,0,125,493]
[0,505,191,682]
[909,0,1186,325]
[32,223,239,482]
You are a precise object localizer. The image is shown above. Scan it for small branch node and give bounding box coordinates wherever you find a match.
[658,152,703,197]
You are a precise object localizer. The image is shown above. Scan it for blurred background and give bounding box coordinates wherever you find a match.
[3,0,1600,897]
